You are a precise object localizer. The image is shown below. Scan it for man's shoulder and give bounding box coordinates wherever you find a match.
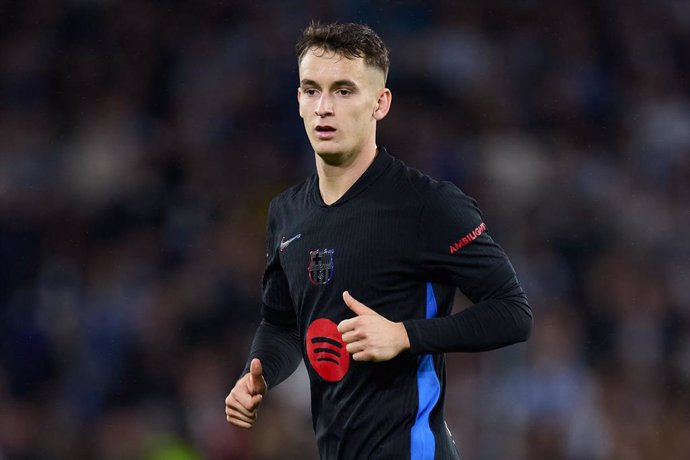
[389,154,467,202]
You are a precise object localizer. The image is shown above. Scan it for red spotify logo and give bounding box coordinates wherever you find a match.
[306,318,350,382]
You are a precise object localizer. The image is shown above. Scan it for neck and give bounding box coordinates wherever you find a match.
[316,143,378,205]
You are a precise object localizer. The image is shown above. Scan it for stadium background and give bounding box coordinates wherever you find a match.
[1,0,690,459]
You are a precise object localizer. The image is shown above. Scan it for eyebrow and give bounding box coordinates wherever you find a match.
[300,79,359,89]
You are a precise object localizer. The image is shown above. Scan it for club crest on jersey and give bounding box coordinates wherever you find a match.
[308,249,335,285]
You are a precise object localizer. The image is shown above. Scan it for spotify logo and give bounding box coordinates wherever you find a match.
[306,318,350,382]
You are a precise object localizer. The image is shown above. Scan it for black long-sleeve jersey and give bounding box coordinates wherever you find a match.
[245,148,532,459]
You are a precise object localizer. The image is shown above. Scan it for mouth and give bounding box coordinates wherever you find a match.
[315,125,337,140]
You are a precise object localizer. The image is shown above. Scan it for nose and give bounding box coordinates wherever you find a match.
[315,93,333,117]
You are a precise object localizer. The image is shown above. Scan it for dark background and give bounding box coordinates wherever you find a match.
[1,1,689,459]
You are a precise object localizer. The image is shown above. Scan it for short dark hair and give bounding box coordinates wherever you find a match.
[296,21,390,81]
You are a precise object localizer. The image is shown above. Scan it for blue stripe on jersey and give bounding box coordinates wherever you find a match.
[410,282,441,460]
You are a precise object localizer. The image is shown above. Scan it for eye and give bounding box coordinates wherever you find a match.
[303,88,318,96]
[336,89,352,96]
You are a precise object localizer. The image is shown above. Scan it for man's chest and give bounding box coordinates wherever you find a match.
[275,203,420,322]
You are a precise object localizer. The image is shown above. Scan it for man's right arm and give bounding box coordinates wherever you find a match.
[225,309,302,429]
[242,306,303,389]
[246,197,304,387]
[226,199,303,428]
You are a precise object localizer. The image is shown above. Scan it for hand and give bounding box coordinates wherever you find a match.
[337,291,410,362]
[225,358,267,429]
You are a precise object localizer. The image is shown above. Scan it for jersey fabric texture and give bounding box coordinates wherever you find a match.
[246,148,532,459]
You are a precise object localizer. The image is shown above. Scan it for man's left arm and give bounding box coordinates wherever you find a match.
[405,182,532,354]
[402,263,532,354]
[338,264,531,358]
[338,182,532,360]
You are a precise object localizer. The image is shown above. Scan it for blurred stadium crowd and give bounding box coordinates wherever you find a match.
[1,0,690,459]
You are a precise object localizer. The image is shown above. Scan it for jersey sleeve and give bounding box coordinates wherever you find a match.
[242,199,302,389]
[261,199,295,321]
[403,182,532,354]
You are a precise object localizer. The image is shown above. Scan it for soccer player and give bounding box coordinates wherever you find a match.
[225,22,533,459]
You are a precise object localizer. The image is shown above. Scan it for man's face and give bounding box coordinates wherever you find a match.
[298,48,388,165]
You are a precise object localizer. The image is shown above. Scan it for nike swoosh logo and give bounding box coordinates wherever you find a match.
[280,233,302,251]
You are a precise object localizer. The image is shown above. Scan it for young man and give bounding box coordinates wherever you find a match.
[225,22,532,459]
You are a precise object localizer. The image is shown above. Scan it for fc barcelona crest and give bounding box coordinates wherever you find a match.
[308,249,335,285]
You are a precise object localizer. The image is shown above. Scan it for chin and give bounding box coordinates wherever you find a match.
[315,149,348,166]
[311,140,347,165]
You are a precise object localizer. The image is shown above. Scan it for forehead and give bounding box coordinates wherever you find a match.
[298,48,382,85]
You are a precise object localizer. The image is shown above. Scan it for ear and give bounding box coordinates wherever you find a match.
[373,88,392,121]
[297,87,304,119]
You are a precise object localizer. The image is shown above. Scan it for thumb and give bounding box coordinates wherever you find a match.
[248,358,266,395]
[343,291,376,316]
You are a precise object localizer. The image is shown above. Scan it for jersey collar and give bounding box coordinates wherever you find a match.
[312,147,394,207]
